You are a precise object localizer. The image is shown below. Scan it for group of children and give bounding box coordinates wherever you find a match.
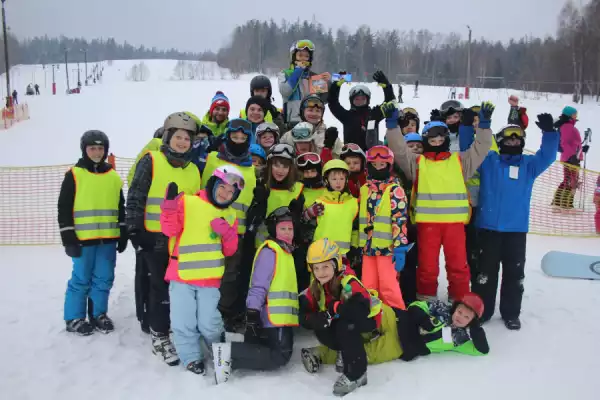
[57,38,570,396]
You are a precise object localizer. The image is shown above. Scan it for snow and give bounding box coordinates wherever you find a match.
[1,59,599,399]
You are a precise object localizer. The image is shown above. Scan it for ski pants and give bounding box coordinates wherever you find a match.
[316,317,375,381]
[417,222,470,301]
[472,229,526,321]
[134,249,150,331]
[234,232,257,314]
[231,327,293,371]
[552,163,579,208]
[362,255,406,310]
[466,210,480,287]
[143,249,171,335]
[400,223,418,305]
[218,235,244,320]
[169,282,224,366]
[64,243,116,321]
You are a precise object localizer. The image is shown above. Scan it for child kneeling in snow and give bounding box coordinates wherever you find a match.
[397,293,489,361]
[160,166,242,374]
[212,207,299,384]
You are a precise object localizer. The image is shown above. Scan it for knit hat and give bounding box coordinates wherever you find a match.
[245,95,269,115]
[209,91,230,116]
[562,106,577,118]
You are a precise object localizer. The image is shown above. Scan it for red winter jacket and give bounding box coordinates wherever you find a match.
[348,171,367,198]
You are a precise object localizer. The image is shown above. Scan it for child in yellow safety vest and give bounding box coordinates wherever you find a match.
[359,145,409,311]
[212,207,299,384]
[160,165,243,375]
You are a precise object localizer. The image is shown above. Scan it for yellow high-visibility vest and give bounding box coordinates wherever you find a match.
[72,167,122,241]
[313,194,358,254]
[202,152,256,235]
[144,151,201,232]
[358,184,393,249]
[172,195,236,281]
[255,182,304,245]
[251,240,299,326]
[413,153,470,224]
[318,274,382,319]
[302,187,326,209]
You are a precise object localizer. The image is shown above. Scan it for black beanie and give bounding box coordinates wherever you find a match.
[245,96,268,115]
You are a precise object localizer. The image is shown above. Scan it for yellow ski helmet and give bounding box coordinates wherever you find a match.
[322,159,349,176]
[306,238,343,272]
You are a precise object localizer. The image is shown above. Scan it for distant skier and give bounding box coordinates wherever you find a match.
[450,86,457,99]
[11,89,18,105]
[414,80,419,98]
[34,84,40,95]
[398,83,404,103]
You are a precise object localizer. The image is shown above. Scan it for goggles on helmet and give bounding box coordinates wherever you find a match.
[268,143,295,161]
[303,98,325,110]
[341,143,366,158]
[213,169,245,191]
[297,152,321,168]
[256,122,280,136]
[349,85,371,99]
[498,125,526,139]
[402,107,419,117]
[294,39,315,52]
[228,119,252,136]
[366,145,393,162]
[292,127,312,141]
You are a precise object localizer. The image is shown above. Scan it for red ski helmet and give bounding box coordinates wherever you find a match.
[458,292,484,319]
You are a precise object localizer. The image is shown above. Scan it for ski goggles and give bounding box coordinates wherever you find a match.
[227,119,252,136]
[422,125,450,138]
[297,152,321,168]
[402,107,419,117]
[350,85,371,98]
[268,144,295,160]
[441,101,463,113]
[292,126,312,141]
[213,169,245,191]
[294,40,315,52]
[256,122,280,137]
[498,125,526,139]
[341,143,366,158]
[366,145,394,162]
[303,98,325,110]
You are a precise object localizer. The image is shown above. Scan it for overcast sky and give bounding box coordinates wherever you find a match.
[8,0,587,53]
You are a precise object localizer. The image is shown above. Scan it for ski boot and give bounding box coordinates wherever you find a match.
[66,318,94,336]
[90,313,115,334]
[504,318,521,331]
[301,347,322,374]
[333,372,367,397]
[212,342,232,384]
[151,330,180,366]
[335,351,344,373]
[186,360,206,375]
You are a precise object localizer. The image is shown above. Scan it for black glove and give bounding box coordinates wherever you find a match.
[65,244,82,258]
[554,114,571,129]
[129,229,155,251]
[363,225,374,234]
[430,109,443,122]
[567,155,580,166]
[372,70,390,86]
[117,226,128,253]
[309,311,333,330]
[60,229,82,257]
[582,145,590,154]
[461,108,477,127]
[289,198,304,217]
[166,182,179,200]
[535,113,555,132]
[199,124,213,137]
[244,309,262,342]
[253,185,269,205]
[324,127,338,149]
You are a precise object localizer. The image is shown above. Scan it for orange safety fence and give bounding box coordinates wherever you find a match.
[0,154,598,245]
[0,104,31,129]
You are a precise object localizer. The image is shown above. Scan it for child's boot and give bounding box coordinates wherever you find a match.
[186,360,206,375]
[151,330,180,366]
[504,318,521,331]
[301,347,322,374]
[66,318,94,336]
[333,372,367,397]
[90,313,114,334]
[212,342,232,384]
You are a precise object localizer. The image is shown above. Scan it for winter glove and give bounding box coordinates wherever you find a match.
[583,145,590,154]
[429,109,443,122]
[60,229,81,258]
[372,70,390,87]
[302,202,325,220]
[554,114,571,129]
[468,323,490,354]
[324,127,338,149]
[253,185,269,205]
[117,226,128,253]
[535,113,556,133]
[129,230,155,251]
[210,218,232,236]
[309,311,334,330]
[363,225,374,235]
[244,308,262,343]
[477,101,495,129]
[567,155,580,166]
[381,102,399,128]
[246,202,267,232]
[393,245,409,273]
[461,108,477,127]
[165,182,179,200]
[198,124,213,137]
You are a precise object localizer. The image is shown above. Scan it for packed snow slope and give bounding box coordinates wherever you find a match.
[1,60,599,399]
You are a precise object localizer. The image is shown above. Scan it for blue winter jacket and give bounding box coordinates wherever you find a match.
[476,132,559,233]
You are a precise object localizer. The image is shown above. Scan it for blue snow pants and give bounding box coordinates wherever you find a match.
[169,281,224,367]
[64,243,117,321]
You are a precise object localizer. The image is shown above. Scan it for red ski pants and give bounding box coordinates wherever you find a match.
[362,255,406,310]
[416,222,470,300]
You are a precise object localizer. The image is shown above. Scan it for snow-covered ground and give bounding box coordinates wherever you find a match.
[1,60,599,399]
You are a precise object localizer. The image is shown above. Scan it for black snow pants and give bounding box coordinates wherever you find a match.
[231,327,294,371]
[466,209,480,287]
[471,229,526,321]
[218,236,244,321]
[135,249,150,332]
[399,222,418,305]
[143,250,171,335]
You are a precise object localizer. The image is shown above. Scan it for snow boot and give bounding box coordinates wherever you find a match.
[151,330,180,366]
[212,342,232,384]
[66,318,94,336]
[335,351,344,373]
[504,318,521,331]
[186,360,206,375]
[90,314,115,334]
[333,372,367,397]
[301,347,322,374]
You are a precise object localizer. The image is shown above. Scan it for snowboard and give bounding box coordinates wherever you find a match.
[541,251,600,280]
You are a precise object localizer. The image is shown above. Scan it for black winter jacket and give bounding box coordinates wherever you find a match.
[57,158,125,247]
[327,83,395,150]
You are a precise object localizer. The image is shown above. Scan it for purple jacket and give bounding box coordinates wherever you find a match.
[246,247,276,328]
[559,120,582,163]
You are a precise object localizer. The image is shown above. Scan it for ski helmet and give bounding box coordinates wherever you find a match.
[291,122,315,143]
[422,121,450,138]
[267,143,295,161]
[249,143,267,162]
[349,85,371,106]
[404,133,423,143]
[206,165,245,209]
[256,122,280,142]
[306,238,343,273]
[250,75,272,99]
[340,143,366,170]
[80,130,109,161]
[440,100,463,119]
[163,112,198,138]
[290,39,315,65]
[457,292,484,319]
[300,94,325,121]
[322,159,349,183]
[265,206,294,239]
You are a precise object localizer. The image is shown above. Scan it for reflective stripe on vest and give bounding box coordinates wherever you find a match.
[173,195,236,281]
[255,182,304,245]
[414,153,470,224]
[71,167,122,241]
[317,274,382,319]
[313,194,358,254]
[144,151,201,232]
[251,240,299,326]
[358,184,394,249]
[202,152,256,235]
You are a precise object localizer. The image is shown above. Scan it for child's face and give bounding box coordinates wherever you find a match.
[352,95,368,107]
[312,260,335,284]
[402,120,417,134]
[259,132,275,149]
[253,88,270,98]
[215,183,235,204]
[303,169,318,179]
[169,129,192,153]
[503,137,522,147]
[303,107,323,125]
[295,142,312,155]
[344,156,362,173]
[212,106,229,123]
[295,49,311,65]
[86,145,105,163]
[452,304,476,328]
[473,115,480,129]
[271,160,290,182]
[327,170,347,191]
[370,161,388,171]
[407,142,424,155]
[230,130,247,144]
[275,221,294,243]
[251,155,265,167]
[247,104,265,123]
[446,113,460,125]
[427,136,446,147]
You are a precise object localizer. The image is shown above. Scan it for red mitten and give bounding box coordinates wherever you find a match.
[210,218,230,236]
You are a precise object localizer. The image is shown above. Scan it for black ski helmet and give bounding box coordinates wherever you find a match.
[440,100,463,118]
[250,75,272,99]
[80,130,109,161]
